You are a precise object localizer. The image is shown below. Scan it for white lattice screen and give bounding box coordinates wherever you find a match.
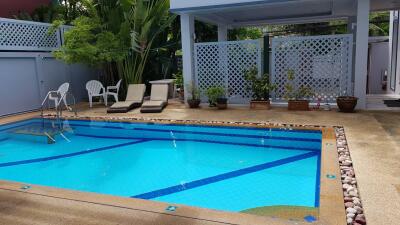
[194,40,262,104]
[271,34,353,102]
[0,18,61,51]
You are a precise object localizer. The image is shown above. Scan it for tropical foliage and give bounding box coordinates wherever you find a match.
[50,0,175,88]
[13,0,87,24]
[206,86,226,105]
[284,70,313,100]
[244,67,276,101]
[265,11,390,36]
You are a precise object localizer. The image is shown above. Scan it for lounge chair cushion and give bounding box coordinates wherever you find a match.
[110,100,141,109]
[149,84,169,102]
[107,84,146,113]
[140,84,169,113]
[126,84,146,102]
[141,100,167,108]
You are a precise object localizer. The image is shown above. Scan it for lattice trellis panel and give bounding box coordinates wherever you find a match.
[271,34,353,103]
[0,18,61,51]
[194,40,261,104]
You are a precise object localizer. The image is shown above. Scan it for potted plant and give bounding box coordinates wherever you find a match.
[206,86,227,109]
[284,70,314,111]
[337,93,358,113]
[173,70,184,101]
[244,67,276,109]
[186,84,201,108]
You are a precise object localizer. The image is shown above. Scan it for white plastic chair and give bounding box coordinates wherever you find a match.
[86,80,107,107]
[106,79,122,103]
[42,82,70,111]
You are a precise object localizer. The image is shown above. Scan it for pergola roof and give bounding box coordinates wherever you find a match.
[171,0,400,27]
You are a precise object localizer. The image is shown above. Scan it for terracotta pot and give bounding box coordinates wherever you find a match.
[216,98,228,110]
[337,96,358,113]
[187,99,201,108]
[288,100,309,111]
[250,100,271,110]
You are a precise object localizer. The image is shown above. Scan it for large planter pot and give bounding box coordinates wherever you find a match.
[250,100,271,110]
[187,99,201,108]
[216,98,228,110]
[337,96,358,113]
[288,100,309,111]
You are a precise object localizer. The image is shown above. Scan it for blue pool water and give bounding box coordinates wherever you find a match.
[0,119,322,212]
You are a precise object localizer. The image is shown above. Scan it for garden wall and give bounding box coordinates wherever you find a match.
[0,52,97,117]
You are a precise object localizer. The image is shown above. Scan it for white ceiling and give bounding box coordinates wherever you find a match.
[171,0,400,27]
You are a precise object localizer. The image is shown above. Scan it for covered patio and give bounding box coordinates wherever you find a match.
[172,0,400,109]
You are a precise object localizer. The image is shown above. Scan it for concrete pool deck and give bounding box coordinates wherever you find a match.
[0,101,399,225]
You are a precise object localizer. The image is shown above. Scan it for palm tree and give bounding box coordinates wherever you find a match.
[117,0,176,85]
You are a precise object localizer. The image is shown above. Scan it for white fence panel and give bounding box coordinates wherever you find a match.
[0,18,61,51]
[271,34,353,102]
[194,40,262,104]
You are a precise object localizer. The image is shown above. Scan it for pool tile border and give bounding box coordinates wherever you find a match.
[0,113,363,225]
[54,114,352,224]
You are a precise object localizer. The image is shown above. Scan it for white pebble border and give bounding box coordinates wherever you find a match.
[335,127,366,225]
[43,114,366,224]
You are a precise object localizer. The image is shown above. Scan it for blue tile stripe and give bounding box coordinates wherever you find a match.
[75,134,320,152]
[65,123,321,143]
[0,121,36,133]
[132,127,322,143]
[132,151,319,200]
[0,139,149,168]
[314,152,322,207]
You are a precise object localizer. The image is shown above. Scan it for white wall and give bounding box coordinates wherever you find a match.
[0,52,98,117]
[388,11,400,95]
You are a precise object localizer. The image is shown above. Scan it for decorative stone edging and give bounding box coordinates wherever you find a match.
[44,114,328,130]
[43,114,366,224]
[335,127,366,225]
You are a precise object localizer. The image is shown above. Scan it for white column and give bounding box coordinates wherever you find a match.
[218,24,228,42]
[389,11,400,95]
[347,16,357,92]
[353,0,370,109]
[180,14,195,102]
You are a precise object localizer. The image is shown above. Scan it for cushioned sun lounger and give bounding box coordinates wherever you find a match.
[107,84,146,113]
[140,84,169,113]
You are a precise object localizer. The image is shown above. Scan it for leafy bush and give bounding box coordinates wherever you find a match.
[244,67,276,101]
[173,70,183,88]
[186,84,201,100]
[206,86,226,105]
[284,69,314,100]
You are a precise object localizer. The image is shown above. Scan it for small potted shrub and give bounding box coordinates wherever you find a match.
[173,70,184,101]
[186,84,201,108]
[337,93,358,113]
[245,67,276,109]
[206,86,227,109]
[284,70,313,111]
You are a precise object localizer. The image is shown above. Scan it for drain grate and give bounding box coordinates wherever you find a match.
[20,185,31,190]
[165,205,178,212]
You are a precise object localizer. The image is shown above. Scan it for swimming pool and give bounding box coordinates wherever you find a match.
[0,118,322,213]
